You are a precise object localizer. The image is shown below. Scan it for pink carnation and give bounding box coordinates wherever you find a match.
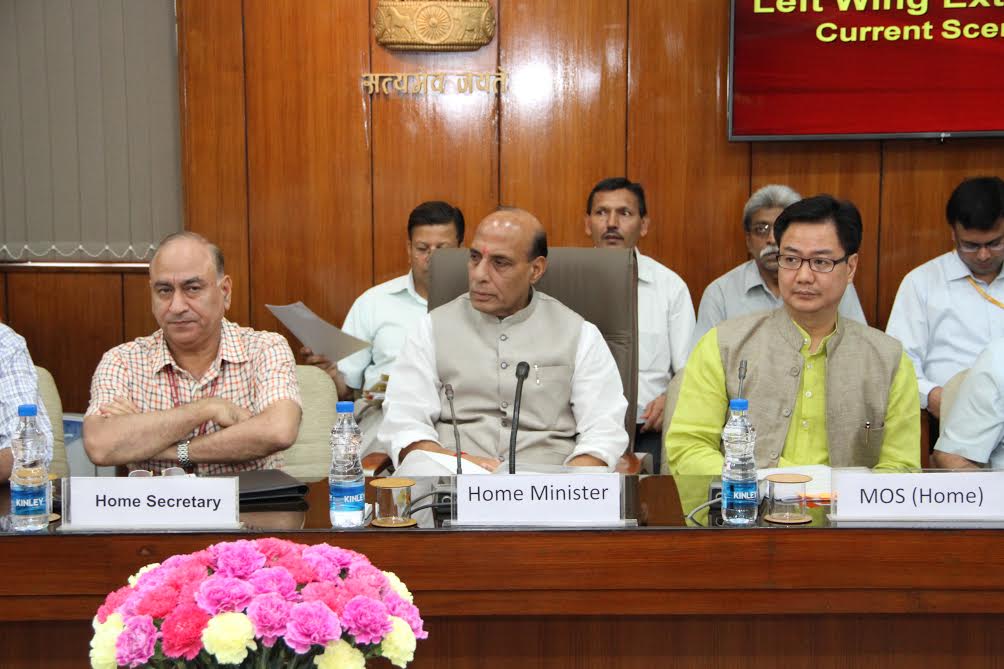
[134,582,180,619]
[284,600,342,654]
[246,593,293,647]
[341,595,392,645]
[115,615,159,667]
[163,562,210,604]
[96,585,133,623]
[302,581,354,616]
[160,603,210,661]
[248,567,299,600]
[256,537,303,564]
[133,566,168,592]
[211,539,267,579]
[275,553,317,585]
[161,554,210,582]
[346,562,389,596]
[386,592,428,640]
[195,575,256,615]
[302,544,357,581]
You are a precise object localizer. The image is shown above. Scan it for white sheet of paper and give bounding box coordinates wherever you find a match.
[394,450,492,476]
[266,302,370,363]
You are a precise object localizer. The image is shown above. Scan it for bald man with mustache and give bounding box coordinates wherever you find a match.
[379,208,629,471]
[84,232,302,475]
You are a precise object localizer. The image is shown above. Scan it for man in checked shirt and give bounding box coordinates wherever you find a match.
[83,232,301,475]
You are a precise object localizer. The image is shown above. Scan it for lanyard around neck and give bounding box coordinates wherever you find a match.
[966,276,1004,310]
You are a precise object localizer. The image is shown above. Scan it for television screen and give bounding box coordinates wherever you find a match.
[729,0,1004,140]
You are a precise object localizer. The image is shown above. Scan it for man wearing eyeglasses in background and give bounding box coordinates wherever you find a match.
[692,184,866,349]
[666,195,919,475]
[886,177,1004,422]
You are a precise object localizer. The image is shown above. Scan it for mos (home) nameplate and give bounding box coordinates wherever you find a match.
[60,476,240,531]
[453,474,623,526]
[830,471,1004,524]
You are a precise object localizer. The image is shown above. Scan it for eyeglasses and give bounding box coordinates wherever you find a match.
[749,222,773,238]
[128,467,188,477]
[777,254,850,273]
[958,239,1004,253]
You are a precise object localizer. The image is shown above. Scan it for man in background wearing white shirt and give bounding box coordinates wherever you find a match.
[583,177,694,472]
[693,184,867,348]
[933,337,1004,470]
[886,176,1004,425]
[304,201,464,454]
[380,208,629,471]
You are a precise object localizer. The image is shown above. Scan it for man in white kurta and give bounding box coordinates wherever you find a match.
[583,177,694,472]
[380,208,629,472]
[886,176,1004,419]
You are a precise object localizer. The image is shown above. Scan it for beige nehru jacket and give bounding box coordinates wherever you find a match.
[432,291,582,465]
[716,308,904,468]
[379,289,629,468]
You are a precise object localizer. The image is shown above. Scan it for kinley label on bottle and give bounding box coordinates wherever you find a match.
[722,480,758,508]
[330,482,365,511]
[11,484,47,516]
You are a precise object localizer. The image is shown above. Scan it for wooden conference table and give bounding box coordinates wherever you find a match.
[0,476,1002,668]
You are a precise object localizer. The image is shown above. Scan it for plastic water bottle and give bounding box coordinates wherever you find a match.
[721,398,758,526]
[329,401,365,528]
[10,404,49,532]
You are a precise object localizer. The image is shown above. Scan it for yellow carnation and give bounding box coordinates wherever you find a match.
[127,562,160,587]
[383,570,414,604]
[381,616,417,668]
[89,613,124,669]
[202,612,257,665]
[314,639,366,669]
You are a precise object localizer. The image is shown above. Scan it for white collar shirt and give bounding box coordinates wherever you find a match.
[693,259,867,350]
[337,272,427,391]
[886,251,1004,408]
[636,251,695,420]
[934,337,1004,469]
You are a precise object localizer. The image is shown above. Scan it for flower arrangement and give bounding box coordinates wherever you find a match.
[89,538,427,668]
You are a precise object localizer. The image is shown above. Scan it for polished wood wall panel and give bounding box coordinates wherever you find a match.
[244,0,373,335]
[6,273,123,413]
[751,142,882,323]
[369,1,499,285]
[878,139,1004,328]
[176,0,251,326]
[500,0,628,246]
[628,0,750,306]
[122,273,159,342]
[6,1,1004,413]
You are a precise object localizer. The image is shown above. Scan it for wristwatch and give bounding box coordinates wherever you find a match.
[176,439,192,468]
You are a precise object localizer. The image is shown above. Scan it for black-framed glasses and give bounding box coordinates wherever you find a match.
[777,254,850,273]
[749,222,773,238]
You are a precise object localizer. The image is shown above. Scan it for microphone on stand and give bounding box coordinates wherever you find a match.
[508,362,531,474]
[444,384,463,475]
[736,359,748,400]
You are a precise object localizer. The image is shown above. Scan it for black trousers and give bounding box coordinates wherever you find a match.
[634,425,663,474]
